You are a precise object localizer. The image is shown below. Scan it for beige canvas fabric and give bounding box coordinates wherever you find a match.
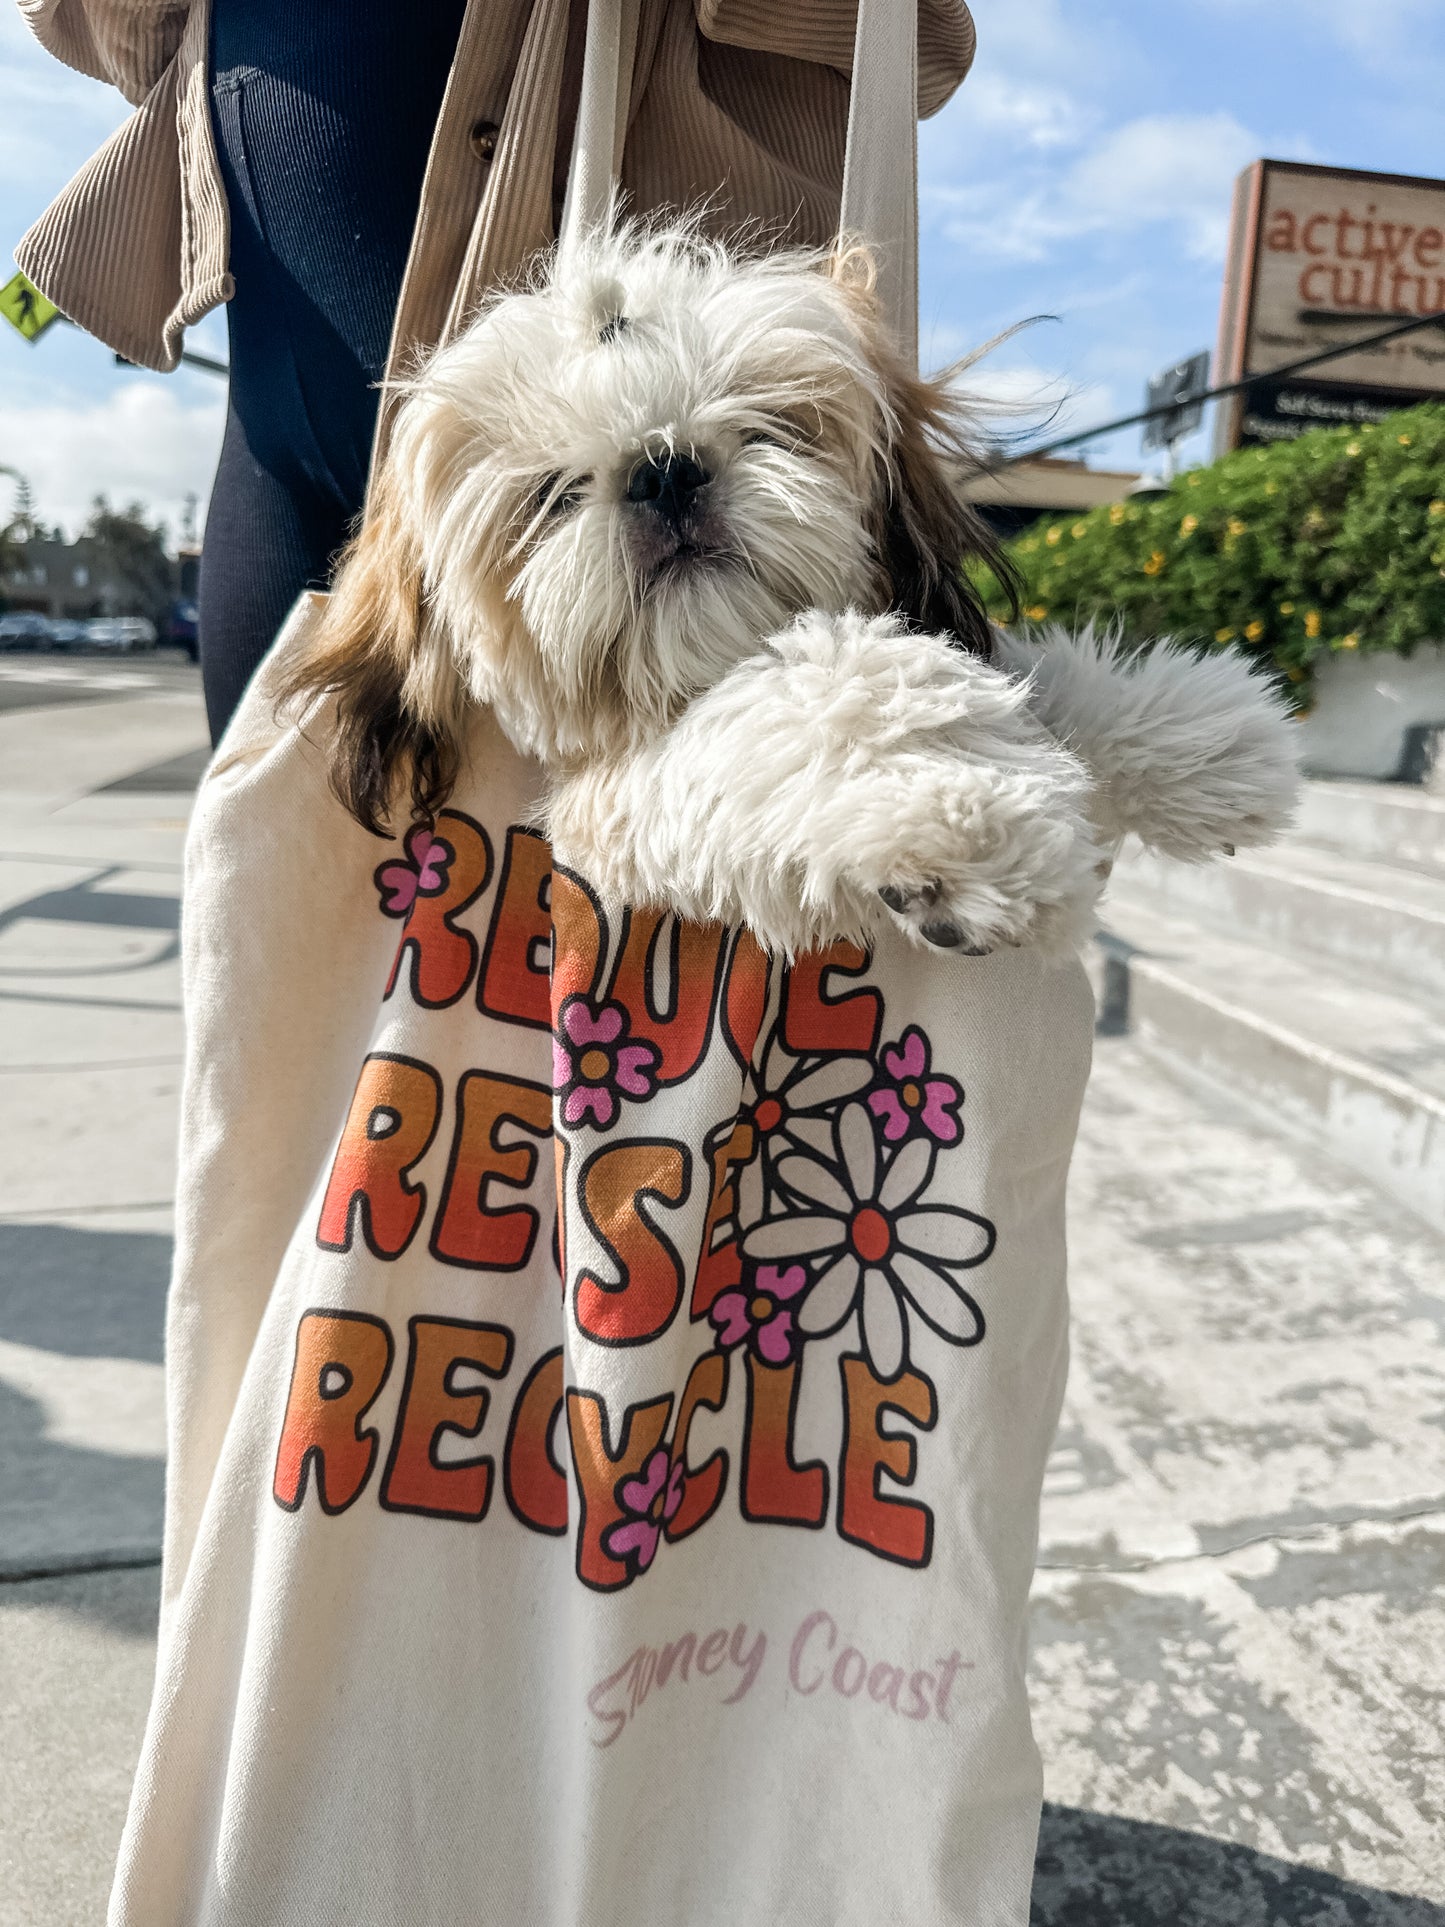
[16,0,975,375]
[111,609,1094,1924]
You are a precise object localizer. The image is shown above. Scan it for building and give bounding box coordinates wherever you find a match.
[961,456,1143,538]
[1,534,176,623]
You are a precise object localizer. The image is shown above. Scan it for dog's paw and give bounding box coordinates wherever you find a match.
[876,882,992,953]
[855,750,1104,959]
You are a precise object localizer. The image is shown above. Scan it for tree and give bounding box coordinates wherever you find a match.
[82,496,173,618]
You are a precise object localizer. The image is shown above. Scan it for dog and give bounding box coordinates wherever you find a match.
[280,222,1299,958]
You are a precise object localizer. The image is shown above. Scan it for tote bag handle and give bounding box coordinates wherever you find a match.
[560,0,920,366]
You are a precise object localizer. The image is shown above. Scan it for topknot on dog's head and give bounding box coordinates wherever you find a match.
[278,218,1018,836]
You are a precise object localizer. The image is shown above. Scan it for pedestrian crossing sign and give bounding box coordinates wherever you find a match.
[0,269,60,342]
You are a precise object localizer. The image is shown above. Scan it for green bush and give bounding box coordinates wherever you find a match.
[980,400,1445,706]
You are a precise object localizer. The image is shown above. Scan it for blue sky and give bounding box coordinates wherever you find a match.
[2,0,1443,536]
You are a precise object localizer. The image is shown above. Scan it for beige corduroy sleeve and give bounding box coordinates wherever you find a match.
[18,0,190,104]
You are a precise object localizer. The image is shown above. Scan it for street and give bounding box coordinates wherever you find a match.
[1,654,1442,1925]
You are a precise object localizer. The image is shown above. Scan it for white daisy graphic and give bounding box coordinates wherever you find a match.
[734,1031,874,1229]
[741,1102,995,1379]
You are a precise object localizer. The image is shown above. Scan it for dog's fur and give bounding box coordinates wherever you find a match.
[280,223,1299,958]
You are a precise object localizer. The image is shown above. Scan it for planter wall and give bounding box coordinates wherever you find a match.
[1298,643,1445,782]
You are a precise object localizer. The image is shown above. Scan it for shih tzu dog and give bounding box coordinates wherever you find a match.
[281,223,1298,958]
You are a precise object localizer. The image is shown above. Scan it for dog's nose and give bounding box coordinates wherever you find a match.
[626,452,709,527]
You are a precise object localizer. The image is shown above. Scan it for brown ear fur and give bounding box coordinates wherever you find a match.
[273,465,461,838]
[828,247,1020,657]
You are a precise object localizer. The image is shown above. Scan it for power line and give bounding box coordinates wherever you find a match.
[1002,308,1445,467]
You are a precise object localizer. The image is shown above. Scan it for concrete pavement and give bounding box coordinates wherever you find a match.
[1,653,1441,1924]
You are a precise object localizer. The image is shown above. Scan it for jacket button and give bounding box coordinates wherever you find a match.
[470,118,499,162]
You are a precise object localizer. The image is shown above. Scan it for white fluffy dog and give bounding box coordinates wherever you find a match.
[284,224,1299,957]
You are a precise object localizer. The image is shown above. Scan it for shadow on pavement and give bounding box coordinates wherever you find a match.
[0,1223,170,1363]
[1033,1805,1445,1925]
[2,1560,161,1643]
[0,1382,163,1602]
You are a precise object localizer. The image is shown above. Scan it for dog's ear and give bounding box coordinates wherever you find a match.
[274,463,461,837]
[825,248,1019,656]
[872,354,1020,657]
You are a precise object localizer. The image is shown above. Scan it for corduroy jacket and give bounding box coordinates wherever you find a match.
[16,0,975,381]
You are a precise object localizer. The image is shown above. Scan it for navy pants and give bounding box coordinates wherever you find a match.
[201,1,466,742]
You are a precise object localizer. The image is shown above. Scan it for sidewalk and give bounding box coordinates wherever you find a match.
[1,658,1441,1924]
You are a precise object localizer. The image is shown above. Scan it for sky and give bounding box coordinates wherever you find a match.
[2,0,1443,540]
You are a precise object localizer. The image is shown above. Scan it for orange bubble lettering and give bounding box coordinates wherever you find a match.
[379,1317,513,1520]
[431,1071,552,1271]
[273,1309,394,1513]
[574,1140,690,1345]
[478,827,553,1028]
[316,1054,442,1259]
[838,1355,936,1567]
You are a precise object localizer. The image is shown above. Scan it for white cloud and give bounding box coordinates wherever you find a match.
[1066,111,1261,258]
[0,378,225,538]
[930,110,1265,265]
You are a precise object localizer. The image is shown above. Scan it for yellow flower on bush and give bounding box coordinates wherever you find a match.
[1226,516,1248,537]
[1244,619,1266,641]
[1179,513,1198,536]
[1045,525,1063,546]
[1071,521,1088,539]
[1346,441,1361,456]
[1142,550,1167,576]
[1215,627,1236,643]
[1024,604,1049,621]
[1399,434,1412,446]
[1109,503,1127,525]
[1279,600,1295,615]
[1337,633,1360,649]
[1429,500,1445,518]
[1304,610,1322,638]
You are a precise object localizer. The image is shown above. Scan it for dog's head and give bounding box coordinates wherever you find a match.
[285,224,1015,832]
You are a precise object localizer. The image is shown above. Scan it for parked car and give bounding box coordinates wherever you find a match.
[0,611,51,651]
[46,618,89,651]
[85,616,158,652]
[164,598,199,660]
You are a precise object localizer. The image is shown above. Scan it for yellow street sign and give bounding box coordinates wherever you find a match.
[0,269,60,342]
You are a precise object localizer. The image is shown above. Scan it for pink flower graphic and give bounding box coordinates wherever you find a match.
[742,1102,995,1379]
[867,1027,963,1146]
[709,1262,808,1364]
[603,1448,685,1572]
[553,995,660,1130]
[375,823,453,919]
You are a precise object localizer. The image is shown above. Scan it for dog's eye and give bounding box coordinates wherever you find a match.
[537,473,588,517]
[744,423,808,453]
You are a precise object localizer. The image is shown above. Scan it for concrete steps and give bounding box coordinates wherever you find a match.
[1117,842,1445,1003]
[1093,782,1445,1234]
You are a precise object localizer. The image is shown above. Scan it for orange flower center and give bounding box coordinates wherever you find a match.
[649,1490,667,1523]
[753,1097,783,1133]
[901,1081,922,1109]
[749,1294,776,1322]
[579,1048,611,1080]
[849,1206,892,1264]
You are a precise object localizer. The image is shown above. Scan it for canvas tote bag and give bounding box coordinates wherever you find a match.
[110,5,1095,1921]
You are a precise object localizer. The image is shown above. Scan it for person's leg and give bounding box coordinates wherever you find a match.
[200,0,466,741]
[198,399,351,743]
